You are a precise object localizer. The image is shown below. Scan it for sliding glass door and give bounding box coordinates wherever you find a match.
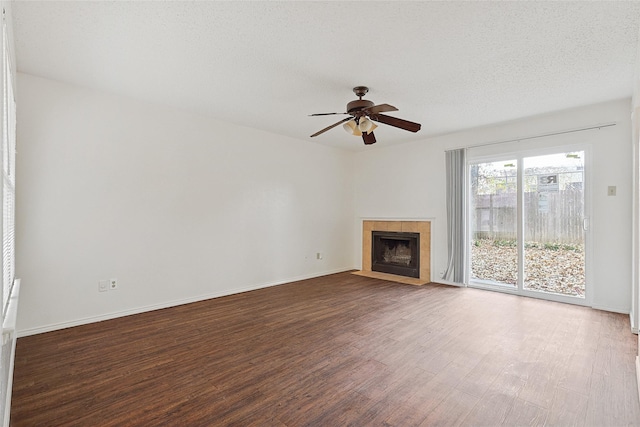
[523,152,585,297]
[470,159,518,288]
[469,149,587,303]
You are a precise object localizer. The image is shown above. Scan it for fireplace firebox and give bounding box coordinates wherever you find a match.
[371,231,420,278]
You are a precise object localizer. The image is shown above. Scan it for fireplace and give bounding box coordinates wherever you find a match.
[356,220,431,285]
[371,231,420,278]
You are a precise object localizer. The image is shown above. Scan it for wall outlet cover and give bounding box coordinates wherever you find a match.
[110,278,118,290]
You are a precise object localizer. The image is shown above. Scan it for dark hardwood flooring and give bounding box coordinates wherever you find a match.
[10,272,640,426]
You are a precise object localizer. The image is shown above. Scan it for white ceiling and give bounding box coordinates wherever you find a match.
[11,1,640,151]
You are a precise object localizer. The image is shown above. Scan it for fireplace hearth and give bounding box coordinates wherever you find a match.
[371,231,420,278]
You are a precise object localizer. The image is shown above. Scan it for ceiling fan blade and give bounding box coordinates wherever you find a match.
[309,112,347,116]
[362,131,377,145]
[365,104,398,115]
[370,113,421,133]
[310,117,352,137]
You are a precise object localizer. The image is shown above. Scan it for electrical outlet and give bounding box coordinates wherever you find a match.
[98,280,108,292]
[109,278,118,290]
[316,252,323,260]
[608,186,616,196]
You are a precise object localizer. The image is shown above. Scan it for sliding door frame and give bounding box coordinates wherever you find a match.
[467,143,593,307]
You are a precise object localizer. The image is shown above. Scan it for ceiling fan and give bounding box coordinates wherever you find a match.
[309,86,421,145]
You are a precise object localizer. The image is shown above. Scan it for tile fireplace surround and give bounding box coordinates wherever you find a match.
[354,220,431,285]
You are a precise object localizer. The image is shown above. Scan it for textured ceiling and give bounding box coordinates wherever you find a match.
[12,1,640,151]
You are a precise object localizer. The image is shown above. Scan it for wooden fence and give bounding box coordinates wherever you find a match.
[472,188,584,244]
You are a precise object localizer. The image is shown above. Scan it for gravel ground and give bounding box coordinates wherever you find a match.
[471,239,585,297]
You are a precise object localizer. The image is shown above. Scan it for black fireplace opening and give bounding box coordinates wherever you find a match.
[371,231,420,278]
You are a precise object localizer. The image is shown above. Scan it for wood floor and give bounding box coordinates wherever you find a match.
[10,272,640,426]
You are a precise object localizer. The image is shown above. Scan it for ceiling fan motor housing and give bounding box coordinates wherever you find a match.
[347,99,374,115]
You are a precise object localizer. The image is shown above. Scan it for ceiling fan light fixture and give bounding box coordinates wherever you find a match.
[343,119,362,136]
[358,117,373,133]
[364,121,377,134]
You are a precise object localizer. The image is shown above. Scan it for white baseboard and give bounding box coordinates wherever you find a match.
[591,303,630,315]
[433,279,465,287]
[17,267,353,338]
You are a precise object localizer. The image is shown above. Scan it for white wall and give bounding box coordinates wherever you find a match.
[632,86,640,382]
[15,73,355,336]
[15,71,635,335]
[354,99,633,314]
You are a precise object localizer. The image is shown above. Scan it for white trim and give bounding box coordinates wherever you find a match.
[1,278,18,427]
[17,268,352,338]
[360,216,436,221]
[433,279,464,287]
[590,303,631,315]
[631,107,640,339]
[1,279,17,340]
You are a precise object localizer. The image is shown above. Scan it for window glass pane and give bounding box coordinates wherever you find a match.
[470,160,518,287]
